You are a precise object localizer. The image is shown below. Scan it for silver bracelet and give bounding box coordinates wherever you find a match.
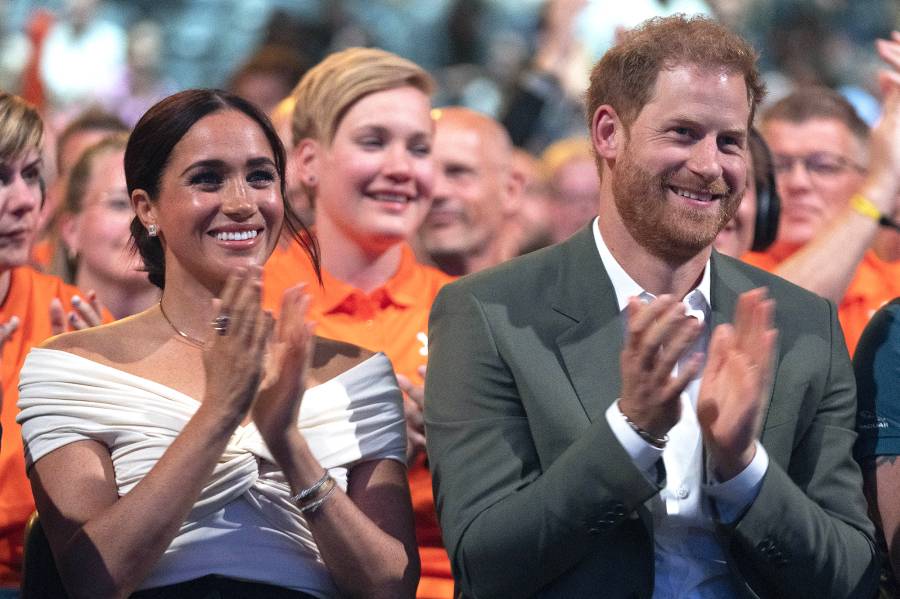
[621,411,669,449]
[298,481,337,514]
[289,471,330,504]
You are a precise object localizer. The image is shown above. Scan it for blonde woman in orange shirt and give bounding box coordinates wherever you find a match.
[262,48,455,598]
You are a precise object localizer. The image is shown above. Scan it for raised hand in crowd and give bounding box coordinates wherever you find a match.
[397,366,427,463]
[49,290,105,335]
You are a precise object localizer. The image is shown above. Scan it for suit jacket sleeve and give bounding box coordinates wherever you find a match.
[724,296,878,599]
[424,282,662,598]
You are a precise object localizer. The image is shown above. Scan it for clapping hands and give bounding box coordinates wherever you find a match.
[698,288,777,481]
[253,284,315,450]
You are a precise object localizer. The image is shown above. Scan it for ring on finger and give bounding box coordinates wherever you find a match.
[212,314,230,336]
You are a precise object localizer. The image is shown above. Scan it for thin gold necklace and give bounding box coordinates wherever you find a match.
[158,302,205,348]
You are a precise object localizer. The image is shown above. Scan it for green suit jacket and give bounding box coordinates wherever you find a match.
[424,225,878,598]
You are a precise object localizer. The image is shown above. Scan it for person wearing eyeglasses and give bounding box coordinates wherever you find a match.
[742,55,900,355]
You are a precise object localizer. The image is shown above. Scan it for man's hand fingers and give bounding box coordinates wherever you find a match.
[628,298,684,369]
[652,315,703,383]
[697,324,733,422]
[732,288,760,340]
[663,351,703,400]
[625,295,676,350]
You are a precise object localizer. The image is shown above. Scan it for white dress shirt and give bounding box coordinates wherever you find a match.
[594,219,768,598]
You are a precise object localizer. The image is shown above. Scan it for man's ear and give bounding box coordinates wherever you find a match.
[501,165,525,218]
[292,138,320,187]
[591,105,624,160]
[131,189,157,233]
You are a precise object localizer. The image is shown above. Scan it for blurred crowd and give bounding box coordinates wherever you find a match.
[2,0,900,598]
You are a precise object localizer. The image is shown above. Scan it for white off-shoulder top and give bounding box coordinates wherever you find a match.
[17,348,406,597]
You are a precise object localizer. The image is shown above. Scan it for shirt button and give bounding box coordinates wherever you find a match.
[676,485,689,499]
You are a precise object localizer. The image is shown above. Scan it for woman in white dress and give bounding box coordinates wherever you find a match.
[17,89,419,598]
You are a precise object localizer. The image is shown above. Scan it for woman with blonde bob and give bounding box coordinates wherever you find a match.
[0,91,106,590]
[263,48,456,599]
[17,88,419,598]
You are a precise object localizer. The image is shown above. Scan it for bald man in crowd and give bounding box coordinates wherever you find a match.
[418,107,523,276]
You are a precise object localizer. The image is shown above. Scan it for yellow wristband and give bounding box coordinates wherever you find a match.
[850,193,882,222]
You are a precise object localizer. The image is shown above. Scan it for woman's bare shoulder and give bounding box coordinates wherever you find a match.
[310,336,375,383]
[40,313,158,364]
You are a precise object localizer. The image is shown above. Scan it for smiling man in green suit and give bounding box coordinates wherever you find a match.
[424,15,878,599]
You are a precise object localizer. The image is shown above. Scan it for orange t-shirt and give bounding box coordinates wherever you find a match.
[28,238,53,272]
[264,242,456,599]
[0,266,109,585]
[742,250,900,355]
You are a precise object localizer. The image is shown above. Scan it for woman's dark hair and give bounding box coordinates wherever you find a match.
[125,88,319,289]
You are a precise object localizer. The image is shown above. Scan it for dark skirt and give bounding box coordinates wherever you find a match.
[130,575,319,599]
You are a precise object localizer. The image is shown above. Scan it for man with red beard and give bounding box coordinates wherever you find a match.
[424,15,878,598]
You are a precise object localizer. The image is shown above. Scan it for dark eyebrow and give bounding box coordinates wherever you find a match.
[180,159,225,177]
[247,157,276,169]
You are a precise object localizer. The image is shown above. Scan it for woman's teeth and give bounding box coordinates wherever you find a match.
[215,230,259,241]
[371,193,408,203]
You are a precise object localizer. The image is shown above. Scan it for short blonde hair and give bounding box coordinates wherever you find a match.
[290,47,434,147]
[540,137,594,181]
[0,92,43,160]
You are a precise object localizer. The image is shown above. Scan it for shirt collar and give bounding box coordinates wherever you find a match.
[592,217,711,319]
[319,244,421,314]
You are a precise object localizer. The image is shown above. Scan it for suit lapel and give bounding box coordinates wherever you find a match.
[552,225,624,423]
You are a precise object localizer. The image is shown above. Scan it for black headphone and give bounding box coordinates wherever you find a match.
[749,127,780,252]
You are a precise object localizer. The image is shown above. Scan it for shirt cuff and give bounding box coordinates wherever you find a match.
[704,441,769,523]
[605,399,664,475]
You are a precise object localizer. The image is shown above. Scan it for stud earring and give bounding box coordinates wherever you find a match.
[148,224,158,237]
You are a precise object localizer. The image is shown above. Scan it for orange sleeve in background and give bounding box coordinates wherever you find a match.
[742,249,900,356]
[0,267,110,586]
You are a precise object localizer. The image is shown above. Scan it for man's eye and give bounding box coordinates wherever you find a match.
[807,160,841,174]
[719,137,742,152]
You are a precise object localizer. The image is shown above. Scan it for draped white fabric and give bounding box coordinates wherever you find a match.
[17,348,406,563]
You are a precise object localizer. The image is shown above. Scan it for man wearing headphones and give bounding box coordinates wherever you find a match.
[713,128,780,258]
[743,79,900,355]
